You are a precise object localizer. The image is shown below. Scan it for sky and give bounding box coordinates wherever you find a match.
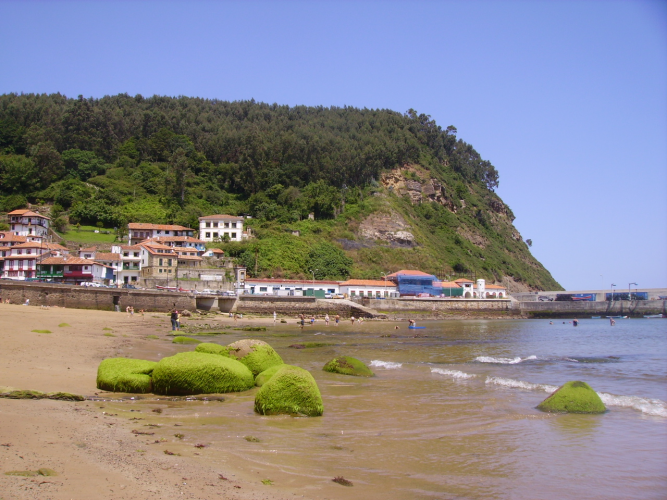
[0,0,665,290]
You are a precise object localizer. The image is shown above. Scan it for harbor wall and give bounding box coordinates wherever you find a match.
[519,300,666,318]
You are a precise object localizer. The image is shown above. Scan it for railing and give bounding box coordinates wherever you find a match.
[37,271,64,277]
[122,264,140,270]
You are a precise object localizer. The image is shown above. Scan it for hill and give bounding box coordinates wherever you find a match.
[0,93,561,291]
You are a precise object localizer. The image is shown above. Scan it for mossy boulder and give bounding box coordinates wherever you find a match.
[152,352,254,395]
[195,343,233,357]
[323,356,374,377]
[96,358,157,393]
[227,339,283,377]
[172,336,201,344]
[537,381,606,414]
[254,365,323,416]
[255,364,290,387]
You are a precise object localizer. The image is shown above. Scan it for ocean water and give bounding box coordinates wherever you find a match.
[121,318,667,499]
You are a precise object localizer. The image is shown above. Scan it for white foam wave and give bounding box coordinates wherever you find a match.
[370,360,402,370]
[485,377,667,418]
[598,393,667,418]
[431,368,475,379]
[485,376,558,393]
[475,355,537,364]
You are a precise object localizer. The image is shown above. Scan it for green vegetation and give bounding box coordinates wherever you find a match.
[323,356,374,377]
[0,388,84,401]
[227,339,284,377]
[537,381,606,414]
[151,352,254,395]
[254,365,323,417]
[5,469,58,477]
[255,364,287,387]
[0,93,560,288]
[58,323,71,327]
[172,336,201,344]
[96,358,157,393]
[195,342,233,357]
[103,332,116,337]
[31,329,51,334]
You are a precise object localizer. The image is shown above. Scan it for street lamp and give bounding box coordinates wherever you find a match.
[629,282,637,301]
[611,283,616,302]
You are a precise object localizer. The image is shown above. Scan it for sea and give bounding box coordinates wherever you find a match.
[121,318,667,499]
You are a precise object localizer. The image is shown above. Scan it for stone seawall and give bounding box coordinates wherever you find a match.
[519,300,666,318]
[365,297,519,319]
[0,282,195,312]
[234,296,362,317]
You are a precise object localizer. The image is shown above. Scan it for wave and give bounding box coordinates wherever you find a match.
[370,360,402,370]
[475,355,537,364]
[485,376,667,417]
[431,368,476,379]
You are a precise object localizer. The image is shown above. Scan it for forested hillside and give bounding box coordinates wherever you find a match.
[0,93,561,290]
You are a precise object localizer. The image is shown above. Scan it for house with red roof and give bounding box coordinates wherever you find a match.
[127,223,195,245]
[2,241,69,280]
[7,209,50,241]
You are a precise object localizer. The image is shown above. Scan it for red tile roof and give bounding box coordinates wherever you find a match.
[0,232,28,243]
[11,242,68,250]
[244,278,340,285]
[94,252,121,262]
[485,284,506,290]
[7,209,50,219]
[340,279,396,287]
[40,256,96,265]
[434,281,461,288]
[129,223,194,231]
[146,236,205,244]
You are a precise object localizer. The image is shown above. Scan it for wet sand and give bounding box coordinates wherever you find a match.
[0,304,302,500]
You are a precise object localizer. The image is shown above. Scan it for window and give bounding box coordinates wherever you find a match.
[159,268,163,273]
[350,291,356,297]
[205,232,211,238]
[168,259,172,266]
[134,252,139,257]
[213,222,218,227]
[259,287,268,292]
[159,258,163,266]
[232,222,237,228]
[231,233,236,239]
[205,222,211,228]
[224,222,229,228]
[123,252,129,257]
[213,232,218,238]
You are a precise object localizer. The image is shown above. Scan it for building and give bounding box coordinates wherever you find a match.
[173,247,203,269]
[198,215,244,242]
[203,248,225,258]
[339,279,399,298]
[144,235,206,254]
[138,241,178,279]
[7,209,50,241]
[0,232,28,276]
[127,223,194,245]
[2,242,69,280]
[93,252,122,284]
[387,270,441,296]
[37,256,113,284]
[110,244,143,285]
[242,278,339,296]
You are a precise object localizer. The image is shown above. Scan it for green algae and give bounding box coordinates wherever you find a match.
[172,336,201,344]
[254,365,323,417]
[58,323,71,327]
[244,435,261,442]
[31,329,52,334]
[146,335,159,339]
[151,351,254,395]
[323,356,374,377]
[96,358,157,393]
[103,332,116,337]
[537,381,606,414]
[255,364,287,387]
[4,468,58,477]
[227,339,284,377]
[289,342,334,349]
[195,343,233,357]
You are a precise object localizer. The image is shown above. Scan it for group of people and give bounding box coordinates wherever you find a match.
[298,313,341,328]
[170,309,181,331]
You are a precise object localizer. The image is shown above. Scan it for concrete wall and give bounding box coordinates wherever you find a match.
[365,297,519,318]
[0,282,195,312]
[520,300,666,317]
[233,296,358,317]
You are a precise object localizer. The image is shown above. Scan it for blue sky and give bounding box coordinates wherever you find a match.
[1,0,665,290]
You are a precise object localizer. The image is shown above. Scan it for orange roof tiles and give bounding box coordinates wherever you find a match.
[147,236,205,243]
[434,281,461,288]
[485,284,506,289]
[7,209,50,219]
[40,256,96,265]
[94,253,121,261]
[128,223,194,231]
[0,232,28,243]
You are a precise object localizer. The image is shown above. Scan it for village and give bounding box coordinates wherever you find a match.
[0,208,508,300]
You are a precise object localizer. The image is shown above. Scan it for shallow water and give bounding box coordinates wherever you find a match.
[111,318,667,499]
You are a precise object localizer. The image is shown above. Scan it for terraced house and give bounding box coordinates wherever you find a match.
[2,241,69,280]
[138,241,178,278]
[127,223,195,245]
[7,209,50,241]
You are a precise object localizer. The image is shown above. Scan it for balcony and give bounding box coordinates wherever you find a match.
[122,264,141,270]
[37,270,64,278]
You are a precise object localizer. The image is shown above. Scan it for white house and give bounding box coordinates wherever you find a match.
[339,279,399,299]
[7,209,50,241]
[127,223,195,245]
[198,215,244,242]
[242,278,339,296]
[2,241,69,280]
[110,244,143,285]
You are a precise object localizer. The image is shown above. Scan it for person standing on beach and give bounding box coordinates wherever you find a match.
[350,316,355,325]
[610,318,616,326]
[325,314,330,326]
[300,314,305,329]
[273,311,277,325]
[170,309,179,331]
[335,314,340,326]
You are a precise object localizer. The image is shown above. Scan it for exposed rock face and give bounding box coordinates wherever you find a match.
[358,211,415,246]
[380,166,456,211]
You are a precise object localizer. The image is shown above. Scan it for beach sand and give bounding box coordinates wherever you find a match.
[0,304,299,500]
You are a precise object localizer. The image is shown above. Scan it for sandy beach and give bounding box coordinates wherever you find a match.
[0,304,301,500]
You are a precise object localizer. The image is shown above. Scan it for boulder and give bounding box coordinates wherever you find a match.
[96,358,157,393]
[323,356,374,377]
[195,343,233,357]
[537,381,606,414]
[255,364,289,387]
[227,339,283,377]
[152,352,254,395]
[254,365,323,416]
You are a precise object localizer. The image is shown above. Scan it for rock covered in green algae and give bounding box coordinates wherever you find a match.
[254,365,323,416]
[172,336,201,344]
[97,358,158,394]
[152,351,254,395]
[227,339,283,377]
[323,356,374,377]
[537,381,606,414]
[255,364,291,387]
[195,342,233,357]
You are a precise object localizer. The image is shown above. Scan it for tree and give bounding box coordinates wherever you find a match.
[305,242,352,280]
[61,149,105,181]
[0,155,39,193]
